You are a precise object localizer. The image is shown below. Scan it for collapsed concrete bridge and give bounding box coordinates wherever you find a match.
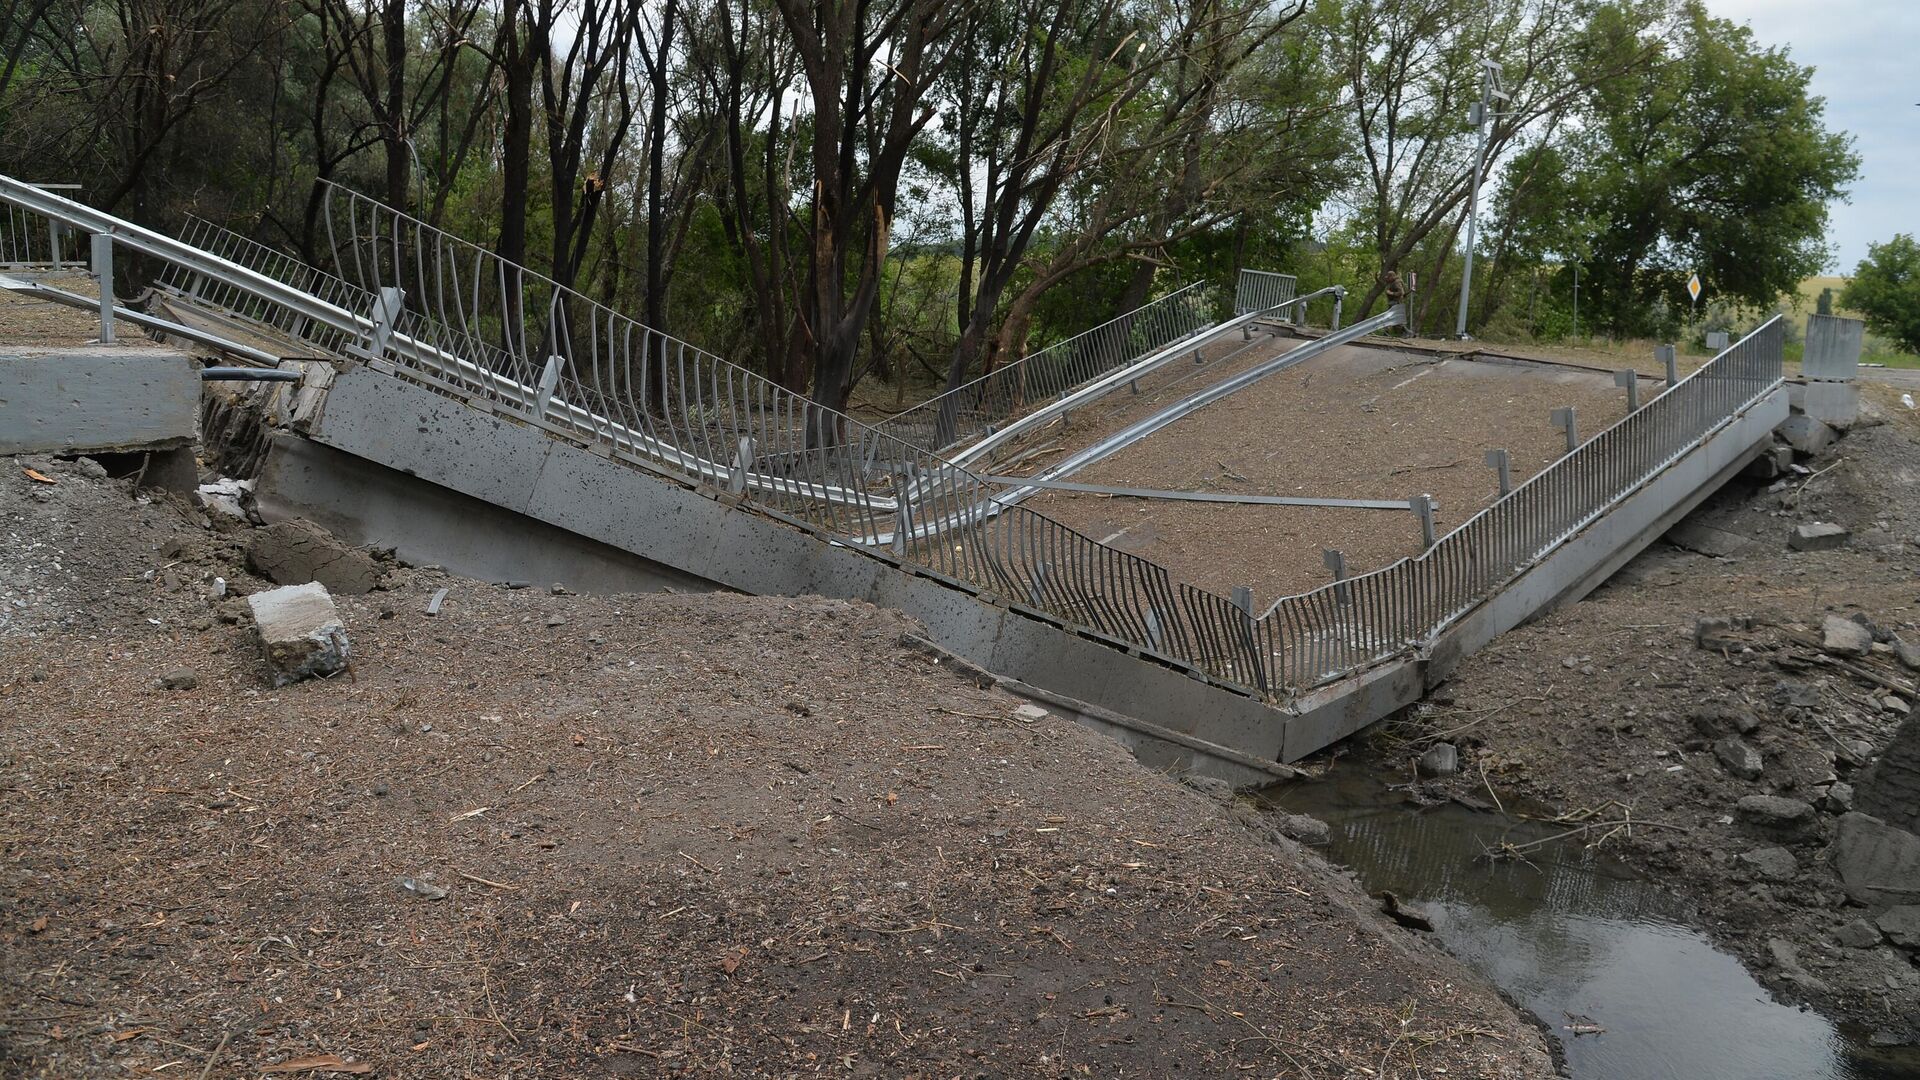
[0,175,1806,783]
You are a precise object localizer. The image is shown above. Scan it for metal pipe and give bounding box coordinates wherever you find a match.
[201,367,300,381]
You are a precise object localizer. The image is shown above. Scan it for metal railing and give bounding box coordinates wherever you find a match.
[0,184,83,268]
[873,283,1214,453]
[1233,268,1297,316]
[1248,317,1786,689]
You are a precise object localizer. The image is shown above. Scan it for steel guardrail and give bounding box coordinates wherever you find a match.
[873,283,1215,453]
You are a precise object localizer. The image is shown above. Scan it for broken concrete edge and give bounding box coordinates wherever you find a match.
[898,632,1302,788]
[246,581,351,686]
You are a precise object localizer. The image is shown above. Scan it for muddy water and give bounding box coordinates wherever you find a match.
[1266,768,1920,1080]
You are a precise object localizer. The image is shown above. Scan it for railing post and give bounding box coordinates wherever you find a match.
[727,436,754,496]
[1656,343,1678,388]
[48,220,62,270]
[89,231,114,344]
[1331,288,1345,331]
[349,285,406,361]
[892,465,917,555]
[1145,606,1165,653]
[533,354,563,417]
[1551,406,1578,453]
[1483,448,1512,496]
[1409,494,1438,548]
[1323,548,1350,606]
[1614,369,1641,411]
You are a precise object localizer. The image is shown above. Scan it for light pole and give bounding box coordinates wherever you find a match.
[1454,58,1508,340]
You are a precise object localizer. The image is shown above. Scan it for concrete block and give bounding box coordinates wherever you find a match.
[1778,413,1835,455]
[1803,380,1860,429]
[0,347,198,454]
[247,582,350,685]
[1791,522,1850,552]
[1805,314,1864,382]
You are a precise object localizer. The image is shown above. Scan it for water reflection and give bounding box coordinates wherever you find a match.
[1267,769,1920,1080]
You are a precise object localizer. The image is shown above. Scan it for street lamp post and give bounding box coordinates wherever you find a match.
[1454,59,1508,341]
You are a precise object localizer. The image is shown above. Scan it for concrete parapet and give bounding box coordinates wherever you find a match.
[0,346,198,455]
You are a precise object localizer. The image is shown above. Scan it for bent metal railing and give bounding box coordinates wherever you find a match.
[1249,317,1786,688]
[874,283,1215,453]
[1234,268,1297,316]
[0,174,1786,706]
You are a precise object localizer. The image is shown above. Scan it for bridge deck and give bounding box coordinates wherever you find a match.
[1008,342,1658,605]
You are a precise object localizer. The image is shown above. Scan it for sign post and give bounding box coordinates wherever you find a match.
[1686,272,1702,321]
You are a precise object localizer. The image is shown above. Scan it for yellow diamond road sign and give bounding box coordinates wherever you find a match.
[1687,273,1702,302]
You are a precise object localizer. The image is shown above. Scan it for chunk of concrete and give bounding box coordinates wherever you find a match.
[1823,615,1873,658]
[1835,918,1883,949]
[1791,522,1850,552]
[1894,634,1920,673]
[247,519,387,595]
[1735,794,1815,834]
[1778,414,1836,455]
[1714,736,1765,781]
[247,582,350,685]
[1272,813,1331,846]
[1830,812,1920,906]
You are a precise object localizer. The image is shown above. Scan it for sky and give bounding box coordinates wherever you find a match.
[1710,0,1918,272]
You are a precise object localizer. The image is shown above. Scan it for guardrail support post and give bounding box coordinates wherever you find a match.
[892,465,917,555]
[1410,494,1437,548]
[727,436,754,496]
[1322,548,1350,606]
[1614,369,1641,411]
[1483,448,1512,496]
[89,231,114,344]
[533,354,563,417]
[350,286,406,361]
[1145,607,1165,652]
[1551,406,1578,453]
[1332,288,1345,331]
[1657,343,1678,387]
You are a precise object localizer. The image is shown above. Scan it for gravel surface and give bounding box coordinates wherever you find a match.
[1345,385,1920,1041]
[0,455,1554,1078]
[0,272,153,349]
[1015,340,1646,604]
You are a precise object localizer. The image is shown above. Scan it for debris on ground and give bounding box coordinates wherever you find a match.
[247,580,351,684]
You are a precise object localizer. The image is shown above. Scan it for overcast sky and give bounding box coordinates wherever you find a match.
[1710,0,1917,272]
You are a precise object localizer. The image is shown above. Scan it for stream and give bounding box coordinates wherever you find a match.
[1265,766,1920,1080]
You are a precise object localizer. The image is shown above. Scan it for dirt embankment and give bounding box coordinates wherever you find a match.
[0,455,1553,1078]
[1369,386,1920,1042]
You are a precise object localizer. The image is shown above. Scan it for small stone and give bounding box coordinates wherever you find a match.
[157,668,198,691]
[1714,736,1765,780]
[1272,813,1331,846]
[1735,794,1815,833]
[1821,615,1873,658]
[1835,918,1884,949]
[1885,696,1911,716]
[1694,616,1737,649]
[1894,634,1920,672]
[1876,906,1920,949]
[396,877,448,901]
[550,584,572,595]
[247,582,350,686]
[1824,781,1855,813]
[1737,845,1798,880]
[1790,522,1851,552]
[1012,704,1049,723]
[544,615,567,628]
[1417,742,1459,778]
[1692,706,1762,737]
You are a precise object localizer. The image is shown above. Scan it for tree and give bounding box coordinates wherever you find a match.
[1841,235,1920,353]
[1538,0,1858,338]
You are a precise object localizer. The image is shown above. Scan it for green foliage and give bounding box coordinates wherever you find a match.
[1498,0,1858,339]
[1840,235,1920,353]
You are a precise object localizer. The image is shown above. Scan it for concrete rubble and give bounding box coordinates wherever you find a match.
[247,518,387,595]
[1789,522,1850,551]
[247,582,351,685]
